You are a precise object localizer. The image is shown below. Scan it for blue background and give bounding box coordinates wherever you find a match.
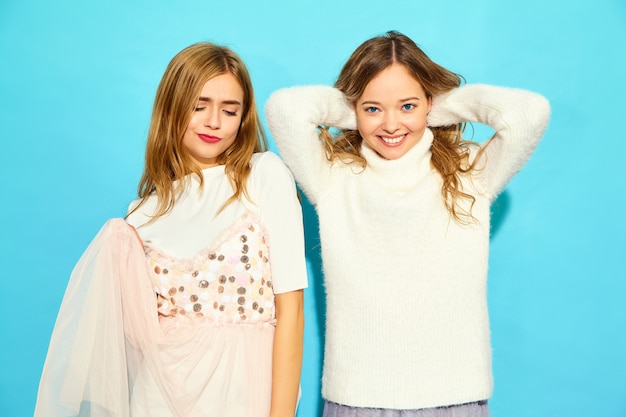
[1,1,625,416]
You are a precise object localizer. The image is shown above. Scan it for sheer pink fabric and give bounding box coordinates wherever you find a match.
[34,219,275,417]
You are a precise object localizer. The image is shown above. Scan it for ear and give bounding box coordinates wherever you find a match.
[426,95,433,127]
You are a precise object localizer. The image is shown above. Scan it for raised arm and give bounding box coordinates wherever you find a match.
[427,84,551,197]
[265,86,356,205]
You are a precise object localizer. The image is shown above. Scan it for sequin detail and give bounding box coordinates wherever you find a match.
[145,215,275,325]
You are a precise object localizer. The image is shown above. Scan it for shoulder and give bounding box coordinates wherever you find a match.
[127,198,141,214]
[125,198,143,227]
[251,151,294,180]
[247,152,298,203]
[125,194,158,228]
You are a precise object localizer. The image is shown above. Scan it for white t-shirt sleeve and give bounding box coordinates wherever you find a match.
[250,152,308,294]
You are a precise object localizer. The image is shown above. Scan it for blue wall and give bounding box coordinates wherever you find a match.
[1,1,624,416]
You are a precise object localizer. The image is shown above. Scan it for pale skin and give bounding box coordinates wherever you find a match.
[270,290,304,417]
[184,73,245,169]
[355,63,432,160]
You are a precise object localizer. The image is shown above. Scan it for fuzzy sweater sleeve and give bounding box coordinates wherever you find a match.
[264,86,356,205]
[427,84,551,198]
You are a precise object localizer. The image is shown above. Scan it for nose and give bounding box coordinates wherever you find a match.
[203,108,220,129]
[382,111,399,133]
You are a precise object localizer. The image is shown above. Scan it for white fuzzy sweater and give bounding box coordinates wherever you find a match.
[265,84,550,410]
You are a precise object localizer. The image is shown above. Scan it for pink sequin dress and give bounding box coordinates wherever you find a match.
[34,152,308,417]
[130,213,278,417]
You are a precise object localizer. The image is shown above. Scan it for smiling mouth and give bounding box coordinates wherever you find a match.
[379,134,406,145]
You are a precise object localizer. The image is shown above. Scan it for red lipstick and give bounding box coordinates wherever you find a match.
[198,134,221,143]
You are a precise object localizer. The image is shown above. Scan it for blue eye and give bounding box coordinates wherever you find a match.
[365,106,379,113]
[402,103,415,111]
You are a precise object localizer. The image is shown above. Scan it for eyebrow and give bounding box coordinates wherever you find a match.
[198,97,242,106]
[360,97,422,106]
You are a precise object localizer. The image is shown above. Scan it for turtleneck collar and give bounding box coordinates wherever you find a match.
[361,128,434,191]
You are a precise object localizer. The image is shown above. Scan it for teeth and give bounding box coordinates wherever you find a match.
[380,135,405,144]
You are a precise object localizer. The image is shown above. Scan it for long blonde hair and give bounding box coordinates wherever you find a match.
[321,31,481,222]
[129,42,267,222]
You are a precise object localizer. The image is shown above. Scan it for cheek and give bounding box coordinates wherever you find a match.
[226,116,243,138]
[355,114,373,135]
[408,113,428,130]
[186,112,202,131]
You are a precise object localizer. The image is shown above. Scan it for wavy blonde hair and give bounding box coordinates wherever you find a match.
[320,31,481,222]
[129,42,267,222]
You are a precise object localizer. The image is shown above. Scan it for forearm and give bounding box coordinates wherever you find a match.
[269,290,304,417]
[428,84,550,135]
[265,85,356,134]
[428,84,551,194]
[265,86,356,203]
